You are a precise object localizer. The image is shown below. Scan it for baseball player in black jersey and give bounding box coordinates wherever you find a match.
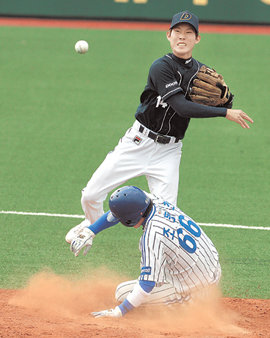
[70,186,222,318]
[65,10,253,243]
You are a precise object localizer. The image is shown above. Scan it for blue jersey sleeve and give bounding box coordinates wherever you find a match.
[88,211,119,235]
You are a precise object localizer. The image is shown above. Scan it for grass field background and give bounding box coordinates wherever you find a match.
[0,26,269,299]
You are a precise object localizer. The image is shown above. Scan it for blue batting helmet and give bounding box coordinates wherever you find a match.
[109,186,153,227]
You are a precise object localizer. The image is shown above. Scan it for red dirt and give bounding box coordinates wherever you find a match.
[0,271,269,337]
[0,16,270,34]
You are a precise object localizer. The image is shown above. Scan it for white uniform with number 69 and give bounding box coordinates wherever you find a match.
[115,194,221,305]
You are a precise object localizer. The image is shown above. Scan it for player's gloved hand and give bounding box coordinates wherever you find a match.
[92,306,122,318]
[70,227,95,257]
[189,65,234,107]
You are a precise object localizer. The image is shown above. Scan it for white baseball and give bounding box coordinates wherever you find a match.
[75,40,89,54]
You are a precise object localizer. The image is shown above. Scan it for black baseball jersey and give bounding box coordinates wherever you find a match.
[135,53,227,139]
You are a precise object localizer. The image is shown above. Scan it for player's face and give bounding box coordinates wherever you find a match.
[167,23,201,59]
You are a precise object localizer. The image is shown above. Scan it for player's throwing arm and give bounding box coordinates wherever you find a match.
[226,109,254,129]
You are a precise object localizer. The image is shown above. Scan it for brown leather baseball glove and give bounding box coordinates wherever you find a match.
[189,65,234,107]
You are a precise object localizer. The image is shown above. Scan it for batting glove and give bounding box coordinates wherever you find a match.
[92,306,122,318]
[70,227,95,257]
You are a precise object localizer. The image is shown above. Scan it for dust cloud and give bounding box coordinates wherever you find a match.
[9,269,247,337]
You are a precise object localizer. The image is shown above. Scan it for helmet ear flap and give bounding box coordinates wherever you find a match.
[124,219,133,227]
[142,200,153,219]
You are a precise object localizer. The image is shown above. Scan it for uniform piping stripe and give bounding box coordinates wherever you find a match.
[162,87,182,100]
[167,111,176,135]
[184,59,200,97]
[157,105,170,134]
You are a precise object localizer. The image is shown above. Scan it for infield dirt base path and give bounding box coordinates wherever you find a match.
[0,271,269,338]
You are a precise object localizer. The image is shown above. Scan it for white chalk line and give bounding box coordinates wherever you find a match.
[1,210,269,231]
[0,210,84,219]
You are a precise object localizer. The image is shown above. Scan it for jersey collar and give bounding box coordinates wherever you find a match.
[142,204,156,229]
[171,53,193,66]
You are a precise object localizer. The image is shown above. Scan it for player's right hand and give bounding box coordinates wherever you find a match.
[70,227,95,257]
[226,109,254,129]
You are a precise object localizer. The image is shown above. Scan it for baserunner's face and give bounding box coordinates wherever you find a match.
[167,23,201,59]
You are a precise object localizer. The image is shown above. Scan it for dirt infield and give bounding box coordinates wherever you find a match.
[1,16,270,34]
[0,271,269,337]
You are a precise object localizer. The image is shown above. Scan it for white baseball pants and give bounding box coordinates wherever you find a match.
[115,280,189,305]
[81,120,183,224]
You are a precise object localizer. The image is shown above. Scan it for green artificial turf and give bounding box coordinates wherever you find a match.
[0,26,269,298]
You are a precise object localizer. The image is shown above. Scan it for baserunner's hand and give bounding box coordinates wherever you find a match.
[70,227,95,257]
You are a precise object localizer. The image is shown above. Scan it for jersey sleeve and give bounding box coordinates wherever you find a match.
[149,59,183,101]
[88,211,119,234]
[166,93,227,118]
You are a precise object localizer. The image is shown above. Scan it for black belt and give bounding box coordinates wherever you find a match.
[139,125,181,144]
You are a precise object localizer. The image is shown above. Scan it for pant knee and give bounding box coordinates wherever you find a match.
[81,187,100,206]
[115,280,137,303]
[81,190,92,205]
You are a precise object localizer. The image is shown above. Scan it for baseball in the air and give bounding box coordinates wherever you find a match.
[75,40,89,54]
